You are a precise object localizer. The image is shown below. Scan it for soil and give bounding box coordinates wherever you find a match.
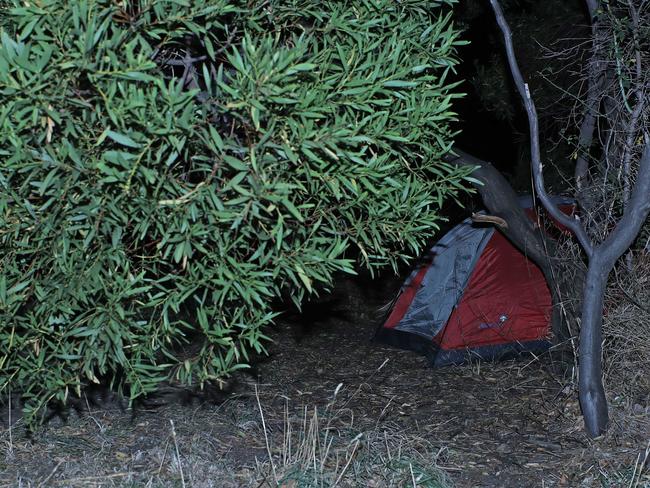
[0,275,649,487]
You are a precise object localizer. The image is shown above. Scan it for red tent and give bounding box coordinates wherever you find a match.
[375,196,574,366]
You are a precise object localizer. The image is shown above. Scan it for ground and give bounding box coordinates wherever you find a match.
[0,276,649,487]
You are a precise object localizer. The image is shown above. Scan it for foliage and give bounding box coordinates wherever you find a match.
[0,0,473,424]
[581,0,650,248]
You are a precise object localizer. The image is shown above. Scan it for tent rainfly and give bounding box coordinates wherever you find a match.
[375,195,575,367]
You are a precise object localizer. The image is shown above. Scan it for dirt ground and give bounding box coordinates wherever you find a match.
[1,276,649,487]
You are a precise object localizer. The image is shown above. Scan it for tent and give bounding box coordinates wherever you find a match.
[375,196,575,367]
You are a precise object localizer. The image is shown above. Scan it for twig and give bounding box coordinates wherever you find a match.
[84,393,105,433]
[574,1,604,194]
[169,420,186,488]
[409,462,417,488]
[489,0,594,258]
[157,438,170,476]
[163,55,207,66]
[7,390,13,458]
[630,440,650,488]
[332,436,361,487]
[212,27,239,57]
[158,159,220,206]
[37,460,64,487]
[471,213,509,229]
[614,266,650,314]
[255,384,277,485]
[55,473,132,484]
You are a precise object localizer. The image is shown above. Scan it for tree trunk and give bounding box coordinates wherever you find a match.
[489,0,650,438]
[578,258,608,436]
[579,142,650,435]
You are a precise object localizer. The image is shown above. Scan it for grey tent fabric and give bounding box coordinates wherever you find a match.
[396,219,495,339]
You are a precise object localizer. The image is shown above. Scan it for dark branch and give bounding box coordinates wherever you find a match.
[443,149,551,267]
[471,213,508,229]
[489,0,594,257]
[599,139,650,265]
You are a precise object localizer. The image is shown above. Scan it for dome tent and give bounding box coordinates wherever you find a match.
[375,196,575,366]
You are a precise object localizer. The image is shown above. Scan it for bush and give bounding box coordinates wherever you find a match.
[0,0,473,424]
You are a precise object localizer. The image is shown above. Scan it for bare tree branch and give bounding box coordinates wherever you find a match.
[601,139,650,261]
[489,0,594,257]
[574,1,604,194]
[489,0,650,439]
[471,213,508,229]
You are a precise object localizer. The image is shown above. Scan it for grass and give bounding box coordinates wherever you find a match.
[0,389,453,488]
[596,441,650,488]
[250,388,452,488]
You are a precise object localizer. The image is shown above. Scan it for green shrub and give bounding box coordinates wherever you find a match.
[0,0,473,424]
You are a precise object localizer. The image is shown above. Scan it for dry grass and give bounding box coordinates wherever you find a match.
[0,389,452,488]
[594,251,650,487]
[603,252,650,400]
[596,441,650,488]
[250,388,451,488]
